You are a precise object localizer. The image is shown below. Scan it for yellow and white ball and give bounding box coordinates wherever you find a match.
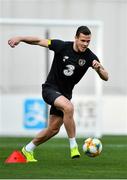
[83,137,102,157]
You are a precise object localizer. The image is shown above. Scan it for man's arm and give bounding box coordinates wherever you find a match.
[92,60,109,81]
[8,36,49,48]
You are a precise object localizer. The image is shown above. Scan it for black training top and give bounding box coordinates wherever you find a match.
[43,39,99,99]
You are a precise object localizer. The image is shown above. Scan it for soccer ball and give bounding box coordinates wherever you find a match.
[83,137,102,157]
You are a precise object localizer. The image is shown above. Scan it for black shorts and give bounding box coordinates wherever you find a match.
[42,84,64,117]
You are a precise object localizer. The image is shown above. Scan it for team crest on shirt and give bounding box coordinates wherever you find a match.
[63,56,69,62]
[78,59,86,66]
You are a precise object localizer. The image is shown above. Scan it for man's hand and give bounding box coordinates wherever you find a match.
[8,37,21,48]
[92,60,103,71]
[92,60,108,81]
[8,36,49,47]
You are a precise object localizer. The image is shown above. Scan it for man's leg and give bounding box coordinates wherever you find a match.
[54,96,80,158]
[33,115,63,145]
[54,96,75,138]
[22,115,63,162]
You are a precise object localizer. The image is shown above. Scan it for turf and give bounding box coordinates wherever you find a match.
[0,136,127,179]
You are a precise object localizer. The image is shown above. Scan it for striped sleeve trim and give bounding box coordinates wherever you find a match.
[48,39,51,46]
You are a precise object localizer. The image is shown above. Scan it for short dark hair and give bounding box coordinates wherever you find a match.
[76,26,91,37]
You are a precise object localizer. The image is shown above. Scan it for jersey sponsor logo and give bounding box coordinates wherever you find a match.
[63,64,75,76]
[78,59,86,66]
[63,56,69,62]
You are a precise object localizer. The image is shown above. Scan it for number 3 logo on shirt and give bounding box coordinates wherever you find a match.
[63,65,75,76]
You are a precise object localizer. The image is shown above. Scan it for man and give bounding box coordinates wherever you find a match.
[8,26,108,162]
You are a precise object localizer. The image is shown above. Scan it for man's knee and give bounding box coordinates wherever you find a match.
[54,96,74,115]
[63,102,74,115]
[49,126,60,136]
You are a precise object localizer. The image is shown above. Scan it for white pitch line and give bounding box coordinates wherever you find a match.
[104,144,127,148]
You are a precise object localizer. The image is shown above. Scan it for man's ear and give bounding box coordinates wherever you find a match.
[75,35,78,40]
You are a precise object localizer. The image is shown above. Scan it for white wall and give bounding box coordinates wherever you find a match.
[0,0,127,135]
[0,95,127,137]
[102,95,127,135]
[0,95,47,136]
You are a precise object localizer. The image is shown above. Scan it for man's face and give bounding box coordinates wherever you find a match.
[74,33,91,52]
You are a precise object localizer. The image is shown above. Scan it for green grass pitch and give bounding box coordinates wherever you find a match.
[0,136,127,179]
